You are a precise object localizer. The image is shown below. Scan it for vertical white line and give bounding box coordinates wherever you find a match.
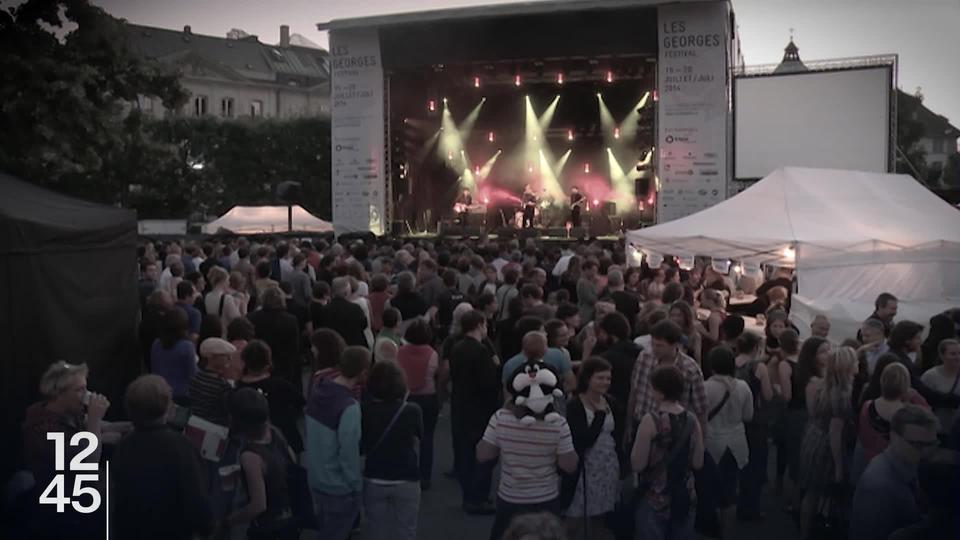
[105,461,109,540]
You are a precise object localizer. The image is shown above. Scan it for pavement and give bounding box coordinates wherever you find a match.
[305,404,802,540]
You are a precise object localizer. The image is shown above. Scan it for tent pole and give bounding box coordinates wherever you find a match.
[288,205,293,232]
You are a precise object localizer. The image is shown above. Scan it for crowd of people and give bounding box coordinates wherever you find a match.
[12,234,960,540]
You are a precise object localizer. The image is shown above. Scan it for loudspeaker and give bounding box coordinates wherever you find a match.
[635,178,651,198]
[492,227,516,239]
[570,226,588,239]
[591,216,614,236]
[391,221,406,236]
[602,201,617,216]
[519,228,539,240]
[545,228,568,238]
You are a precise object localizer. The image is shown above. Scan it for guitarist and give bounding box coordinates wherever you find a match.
[569,185,585,228]
[522,184,538,229]
[455,188,473,228]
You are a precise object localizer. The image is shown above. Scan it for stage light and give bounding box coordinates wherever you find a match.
[428,100,436,112]
[488,131,495,143]
[584,163,591,174]
[606,70,614,83]
[647,195,654,205]
[447,151,453,160]
[528,164,534,173]
[483,197,490,204]
[593,199,600,206]
[443,97,448,105]
[475,165,481,174]
[474,76,481,88]
[596,92,602,99]
[614,127,621,139]
[653,90,659,102]
[782,246,796,260]
[567,129,574,141]
[557,72,564,85]
[515,74,522,86]
[639,202,645,211]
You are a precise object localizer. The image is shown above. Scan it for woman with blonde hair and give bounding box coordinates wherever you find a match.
[204,266,242,329]
[228,270,250,316]
[797,346,859,538]
[698,288,727,345]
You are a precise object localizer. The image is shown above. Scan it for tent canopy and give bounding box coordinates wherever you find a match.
[203,205,333,234]
[626,167,960,339]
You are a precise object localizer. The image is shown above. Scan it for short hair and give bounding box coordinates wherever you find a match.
[260,286,286,310]
[599,312,631,341]
[39,361,89,399]
[720,315,745,341]
[159,308,189,348]
[880,362,911,400]
[521,331,548,359]
[293,254,307,268]
[515,316,545,338]
[940,339,960,358]
[520,284,543,300]
[207,266,229,287]
[889,321,924,351]
[503,266,520,285]
[662,282,685,304]
[875,292,898,310]
[331,276,352,299]
[310,328,346,370]
[339,346,371,378]
[367,361,408,401]
[176,280,196,301]
[709,346,736,376]
[404,319,433,346]
[607,270,624,288]
[460,309,486,333]
[229,271,246,292]
[553,289,570,304]
[256,261,272,279]
[476,292,496,311]
[700,288,725,310]
[241,339,272,373]
[582,259,598,271]
[371,273,389,292]
[238,246,250,259]
[736,332,761,355]
[396,271,416,293]
[891,404,940,436]
[650,320,683,345]
[199,314,224,342]
[124,375,172,428]
[650,365,685,402]
[440,269,456,287]
[382,307,401,329]
[862,317,885,332]
[555,302,579,321]
[312,281,331,300]
[544,319,568,345]
[778,328,800,355]
[576,357,612,394]
[228,387,270,438]
[227,317,257,341]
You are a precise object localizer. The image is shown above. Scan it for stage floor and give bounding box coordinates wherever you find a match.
[396,231,624,244]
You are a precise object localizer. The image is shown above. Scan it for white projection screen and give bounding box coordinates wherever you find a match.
[735,67,892,180]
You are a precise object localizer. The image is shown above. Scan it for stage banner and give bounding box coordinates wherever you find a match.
[330,28,385,235]
[656,1,730,222]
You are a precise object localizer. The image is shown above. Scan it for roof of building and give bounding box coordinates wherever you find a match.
[122,23,329,85]
[898,90,960,140]
[773,39,808,74]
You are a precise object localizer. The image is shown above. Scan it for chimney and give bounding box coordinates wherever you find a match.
[183,25,191,34]
[280,25,290,48]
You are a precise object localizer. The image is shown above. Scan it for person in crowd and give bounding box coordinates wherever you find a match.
[248,286,303,386]
[624,267,644,297]
[858,317,890,375]
[698,288,727,347]
[228,270,252,314]
[361,361,424,540]
[863,292,899,339]
[797,346,859,538]
[417,258,445,309]
[594,312,641,407]
[496,266,522,321]
[522,284,556,321]
[367,273,392,335]
[770,330,810,497]
[920,338,960,436]
[476,291,499,332]
[668,300,703,369]
[477,363,578,540]
[544,318,573,368]
[140,289,174,370]
[288,253,313,308]
[559,255,582,304]
[396,319,441,489]
[762,308,789,356]
[373,306,401,358]
[607,269,641,335]
[22,361,117,538]
[175,280,202,341]
[138,260,161,309]
[631,364,705,540]
[198,313,225,345]
[577,259,599,324]
[111,375,213,540]
[849,405,940,540]
[809,314,831,340]
[205,266,243,330]
[888,320,960,409]
[159,252,181,293]
[437,269,468,339]
[150,308,198,404]
[347,276,375,348]
[233,246,257,297]
[237,340,305,455]
[388,271,430,333]
[254,260,280,299]
[450,310,500,515]
[313,277,369,349]
[703,347,754,533]
[497,297,528,360]
[626,320,707,449]
[164,260,185,299]
[502,512,569,540]
[279,281,311,337]
[921,314,957,371]
[719,315,745,354]
[226,316,257,380]
[309,328,352,389]
[501,329,576,395]
[477,263,500,297]
[733,332,773,520]
[562,358,624,540]
[306,346,370,540]
[189,337,237,426]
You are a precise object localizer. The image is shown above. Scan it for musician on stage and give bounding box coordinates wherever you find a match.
[521,184,537,229]
[456,188,473,227]
[569,185,585,228]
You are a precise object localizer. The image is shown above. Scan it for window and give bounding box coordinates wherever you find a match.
[932,138,945,154]
[250,99,263,117]
[221,97,234,118]
[193,95,208,116]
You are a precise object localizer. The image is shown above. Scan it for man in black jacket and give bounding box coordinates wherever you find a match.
[248,287,303,385]
[313,276,369,349]
[112,375,213,540]
[596,311,642,407]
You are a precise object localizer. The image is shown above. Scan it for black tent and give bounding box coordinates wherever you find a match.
[0,172,139,479]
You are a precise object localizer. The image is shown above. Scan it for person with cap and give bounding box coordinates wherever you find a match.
[111,375,214,540]
[189,337,237,426]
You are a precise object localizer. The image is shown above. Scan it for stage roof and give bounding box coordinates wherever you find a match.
[317,0,724,31]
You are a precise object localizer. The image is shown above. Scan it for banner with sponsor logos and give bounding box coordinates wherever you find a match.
[656,2,730,222]
[330,28,385,235]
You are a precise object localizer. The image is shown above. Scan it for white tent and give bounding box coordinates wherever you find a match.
[626,167,960,340]
[203,205,333,235]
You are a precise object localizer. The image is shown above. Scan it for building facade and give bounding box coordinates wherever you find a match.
[125,24,330,120]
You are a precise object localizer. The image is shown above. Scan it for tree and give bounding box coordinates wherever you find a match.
[0,0,187,202]
[895,90,928,182]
